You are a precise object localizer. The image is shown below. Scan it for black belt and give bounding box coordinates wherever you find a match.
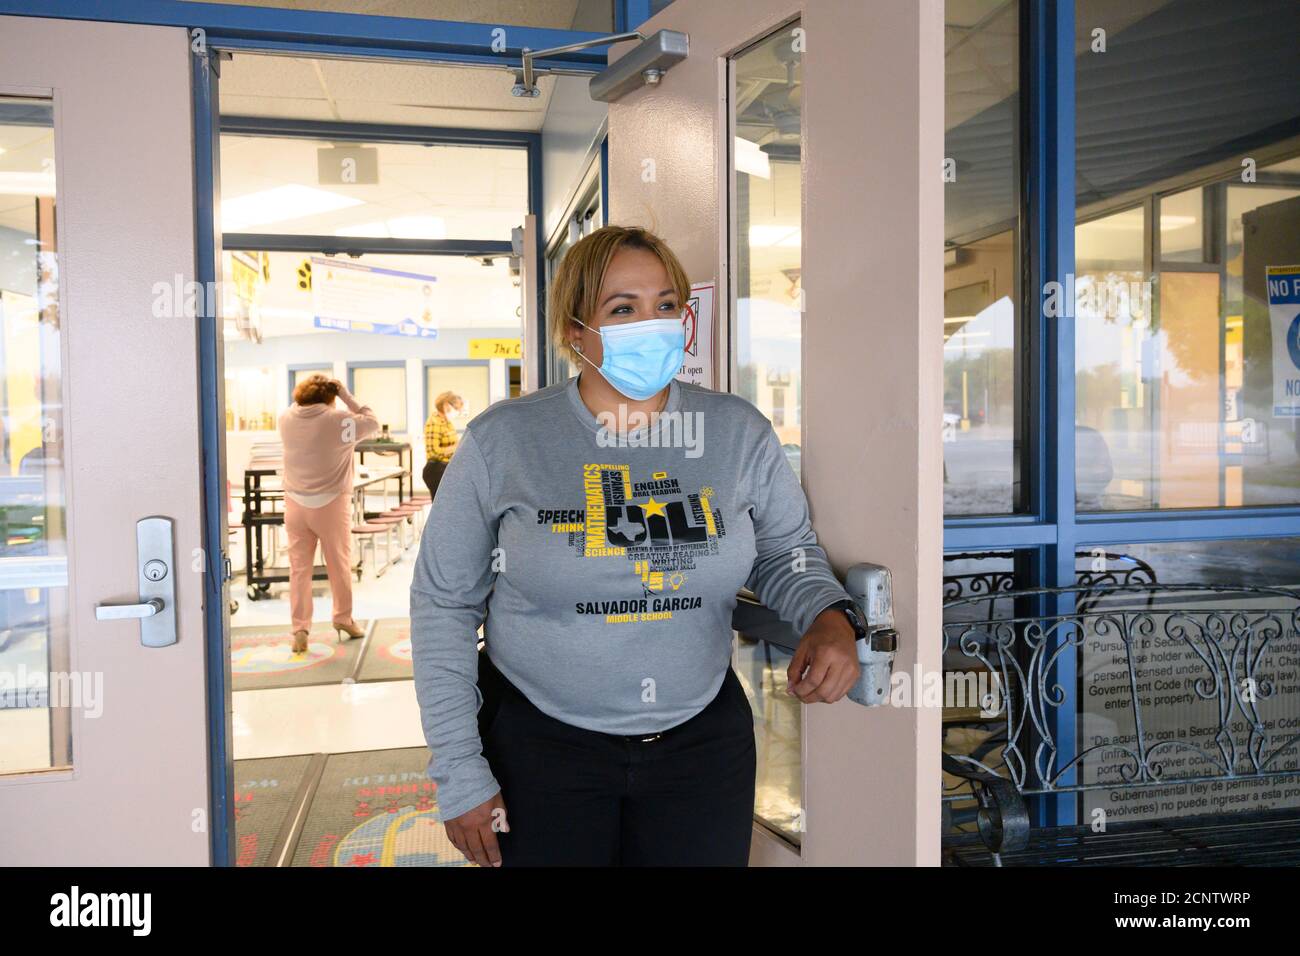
[623,731,664,744]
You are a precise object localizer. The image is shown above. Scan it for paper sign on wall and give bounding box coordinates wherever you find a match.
[469,338,522,359]
[677,281,715,389]
[311,256,438,338]
[1268,265,1300,417]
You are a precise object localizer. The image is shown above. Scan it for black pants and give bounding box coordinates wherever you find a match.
[422,458,447,499]
[476,648,757,866]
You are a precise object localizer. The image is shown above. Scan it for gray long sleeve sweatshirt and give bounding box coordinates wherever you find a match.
[409,373,853,821]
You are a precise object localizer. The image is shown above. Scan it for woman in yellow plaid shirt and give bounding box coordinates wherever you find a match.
[422,390,464,497]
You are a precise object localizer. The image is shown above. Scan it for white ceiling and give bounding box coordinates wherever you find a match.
[220,52,555,130]
[219,134,528,238]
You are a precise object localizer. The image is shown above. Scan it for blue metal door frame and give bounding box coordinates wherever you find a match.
[0,0,627,68]
[0,0,646,867]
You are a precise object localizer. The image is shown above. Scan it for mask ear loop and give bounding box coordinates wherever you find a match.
[571,318,601,371]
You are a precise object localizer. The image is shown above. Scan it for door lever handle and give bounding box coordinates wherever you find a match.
[95,516,177,647]
[96,597,164,620]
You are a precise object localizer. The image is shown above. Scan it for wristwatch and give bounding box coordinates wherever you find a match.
[825,598,868,641]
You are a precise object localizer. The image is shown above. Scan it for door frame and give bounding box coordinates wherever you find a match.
[196,55,605,867]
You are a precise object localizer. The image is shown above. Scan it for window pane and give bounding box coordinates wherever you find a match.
[1075,0,1300,510]
[734,631,801,843]
[0,96,71,775]
[1159,186,1203,263]
[351,365,407,433]
[944,232,1018,514]
[1076,0,1300,208]
[731,25,805,841]
[944,0,1021,515]
[290,364,332,405]
[424,363,489,435]
[732,24,803,474]
[220,136,528,241]
[1076,206,1153,509]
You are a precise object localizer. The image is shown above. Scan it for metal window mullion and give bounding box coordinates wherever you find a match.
[221,235,516,256]
[219,116,541,148]
[1030,0,1078,828]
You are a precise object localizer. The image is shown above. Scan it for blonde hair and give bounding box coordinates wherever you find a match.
[434,390,460,414]
[547,225,690,367]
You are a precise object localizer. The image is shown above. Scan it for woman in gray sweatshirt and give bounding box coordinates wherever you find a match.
[411,225,862,867]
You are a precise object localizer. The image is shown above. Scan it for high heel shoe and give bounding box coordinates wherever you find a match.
[335,619,365,642]
[291,629,309,654]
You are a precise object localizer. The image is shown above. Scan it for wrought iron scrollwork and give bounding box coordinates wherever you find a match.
[942,583,1300,806]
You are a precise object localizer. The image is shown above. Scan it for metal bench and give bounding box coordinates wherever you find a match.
[941,582,1300,865]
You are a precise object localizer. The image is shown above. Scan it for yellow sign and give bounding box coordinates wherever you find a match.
[468,338,522,358]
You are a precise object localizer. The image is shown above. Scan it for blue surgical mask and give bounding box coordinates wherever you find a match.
[574,316,685,401]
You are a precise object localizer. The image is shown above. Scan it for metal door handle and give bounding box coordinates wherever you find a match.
[95,597,164,620]
[93,516,178,647]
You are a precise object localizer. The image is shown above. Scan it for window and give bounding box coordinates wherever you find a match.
[1075,0,1300,509]
[423,362,489,436]
[0,96,70,775]
[544,158,602,385]
[289,364,332,405]
[943,0,1021,515]
[732,24,803,469]
[729,22,805,841]
[349,364,407,434]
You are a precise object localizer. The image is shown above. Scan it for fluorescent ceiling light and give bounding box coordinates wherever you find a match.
[1158,215,1198,230]
[334,216,446,240]
[734,137,771,179]
[221,184,362,231]
[748,225,800,248]
[0,170,55,197]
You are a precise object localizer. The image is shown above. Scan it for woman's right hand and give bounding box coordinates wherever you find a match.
[444,791,509,866]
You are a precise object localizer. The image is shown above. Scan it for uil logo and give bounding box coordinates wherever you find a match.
[605,496,709,548]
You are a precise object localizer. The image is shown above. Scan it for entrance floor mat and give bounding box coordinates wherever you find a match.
[233,747,468,867]
[231,621,368,691]
[355,618,413,683]
[232,753,318,868]
[288,747,468,867]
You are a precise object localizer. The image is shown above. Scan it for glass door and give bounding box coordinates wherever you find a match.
[0,16,210,864]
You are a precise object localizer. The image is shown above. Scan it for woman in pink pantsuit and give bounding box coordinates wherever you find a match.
[278,375,380,653]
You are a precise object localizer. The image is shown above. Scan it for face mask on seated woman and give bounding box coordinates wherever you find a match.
[571,316,686,401]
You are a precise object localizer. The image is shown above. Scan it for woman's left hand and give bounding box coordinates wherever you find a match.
[786,608,861,703]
